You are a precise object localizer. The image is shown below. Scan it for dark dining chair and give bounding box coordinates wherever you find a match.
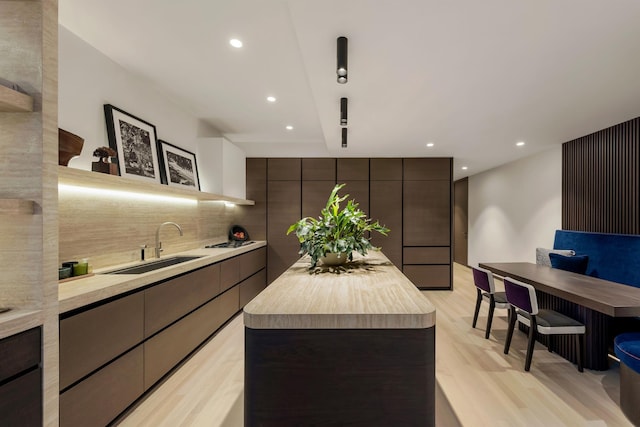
[503,276,585,372]
[471,266,509,339]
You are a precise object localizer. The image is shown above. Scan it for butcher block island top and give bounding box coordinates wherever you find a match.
[243,251,436,330]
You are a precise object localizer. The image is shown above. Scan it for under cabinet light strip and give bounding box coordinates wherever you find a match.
[58,184,198,205]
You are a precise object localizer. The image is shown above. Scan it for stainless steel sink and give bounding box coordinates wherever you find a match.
[103,255,202,274]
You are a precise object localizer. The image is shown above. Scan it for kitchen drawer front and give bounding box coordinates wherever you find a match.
[403,247,450,265]
[144,286,240,389]
[0,367,42,427]
[59,345,143,427]
[221,256,241,292]
[60,291,144,390]
[239,247,267,281]
[402,265,451,289]
[0,327,40,383]
[145,263,221,337]
[240,269,267,308]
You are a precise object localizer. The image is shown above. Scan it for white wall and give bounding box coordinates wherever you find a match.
[468,147,562,267]
[222,139,246,199]
[58,25,244,196]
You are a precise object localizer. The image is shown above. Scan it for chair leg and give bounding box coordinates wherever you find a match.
[504,306,516,355]
[472,289,482,329]
[485,296,495,339]
[548,335,553,353]
[524,317,537,371]
[575,334,584,373]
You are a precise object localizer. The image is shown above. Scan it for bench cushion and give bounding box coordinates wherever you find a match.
[614,333,640,373]
[549,253,589,274]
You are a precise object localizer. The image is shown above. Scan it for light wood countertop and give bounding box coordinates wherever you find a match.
[243,251,436,329]
[58,241,266,314]
[0,309,43,340]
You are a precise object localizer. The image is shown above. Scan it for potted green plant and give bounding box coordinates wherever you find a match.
[287,183,390,268]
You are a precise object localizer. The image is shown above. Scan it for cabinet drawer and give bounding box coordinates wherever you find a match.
[403,247,450,265]
[0,327,40,383]
[0,367,41,427]
[239,247,267,281]
[240,269,267,307]
[60,292,144,390]
[221,257,241,292]
[144,287,240,389]
[60,346,143,427]
[145,263,221,337]
[403,265,451,289]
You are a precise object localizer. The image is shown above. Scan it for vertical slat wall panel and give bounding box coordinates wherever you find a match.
[562,117,640,234]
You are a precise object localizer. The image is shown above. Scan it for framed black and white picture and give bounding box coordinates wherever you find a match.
[104,104,161,183]
[157,140,201,190]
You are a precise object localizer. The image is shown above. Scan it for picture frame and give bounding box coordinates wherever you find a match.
[157,139,201,190]
[104,104,162,183]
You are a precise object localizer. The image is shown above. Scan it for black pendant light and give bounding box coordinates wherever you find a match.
[337,36,348,84]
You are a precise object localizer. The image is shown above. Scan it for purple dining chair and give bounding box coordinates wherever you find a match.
[472,266,509,339]
[503,276,585,372]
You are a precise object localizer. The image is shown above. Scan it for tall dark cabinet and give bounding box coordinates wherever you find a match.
[337,159,370,217]
[247,157,453,289]
[369,159,403,268]
[267,159,302,284]
[402,158,453,289]
[302,158,336,218]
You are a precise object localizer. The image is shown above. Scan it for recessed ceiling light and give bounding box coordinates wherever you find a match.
[426,142,434,148]
[516,141,525,146]
[461,166,468,170]
[286,125,293,130]
[229,39,243,48]
[266,96,276,103]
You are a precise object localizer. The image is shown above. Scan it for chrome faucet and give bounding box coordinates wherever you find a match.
[155,222,183,258]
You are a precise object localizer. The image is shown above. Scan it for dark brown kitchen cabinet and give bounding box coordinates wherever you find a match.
[221,256,241,292]
[240,269,268,307]
[247,157,452,288]
[240,246,267,281]
[402,265,451,289]
[59,291,144,390]
[145,263,221,337]
[370,158,402,181]
[403,158,451,180]
[60,345,143,427]
[302,180,337,219]
[268,158,301,181]
[0,327,42,427]
[342,180,370,217]
[370,180,403,268]
[337,158,369,181]
[402,157,453,289]
[302,158,336,180]
[144,287,239,388]
[403,180,451,246]
[302,158,336,221]
[268,180,301,283]
[59,247,266,426]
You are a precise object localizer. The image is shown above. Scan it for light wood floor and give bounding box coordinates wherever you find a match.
[116,263,631,426]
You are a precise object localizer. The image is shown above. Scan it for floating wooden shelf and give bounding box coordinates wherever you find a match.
[0,85,34,112]
[58,166,255,205]
[0,199,35,215]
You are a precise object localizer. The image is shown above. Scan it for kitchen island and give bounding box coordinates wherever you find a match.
[243,251,436,427]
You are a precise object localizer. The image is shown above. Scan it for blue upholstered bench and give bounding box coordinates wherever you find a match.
[553,230,640,288]
[614,333,640,424]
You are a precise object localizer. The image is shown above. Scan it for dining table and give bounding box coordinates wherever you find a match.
[479,262,640,370]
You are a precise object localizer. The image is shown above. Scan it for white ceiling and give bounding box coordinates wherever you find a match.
[59,0,640,180]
